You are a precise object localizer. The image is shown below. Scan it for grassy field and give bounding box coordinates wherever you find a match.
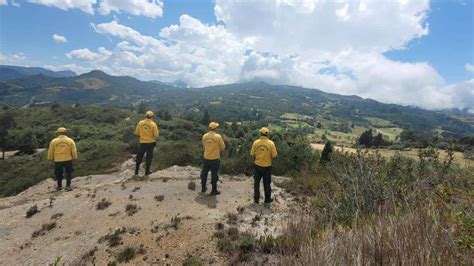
[374,127,404,141]
[311,143,473,167]
[365,116,395,127]
[280,113,312,121]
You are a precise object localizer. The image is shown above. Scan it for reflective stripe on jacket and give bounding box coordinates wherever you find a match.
[202,131,225,160]
[250,136,277,167]
[135,118,159,143]
[47,135,78,162]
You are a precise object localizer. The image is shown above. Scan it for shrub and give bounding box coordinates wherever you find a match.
[154,195,164,202]
[188,181,196,191]
[217,238,232,253]
[32,222,56,238]
[125,204,138,216]
[26,205,39,218]
[96,198,112,210]
[99,228,127,247]
[13,130,38,155]
[116,247,135,263]
[183,255,203,266]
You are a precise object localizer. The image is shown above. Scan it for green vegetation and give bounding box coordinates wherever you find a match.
[125,204,138,216]
[183,255,203,266]
[32,222,56,238]
[0,106,131,197]
[96,198,112,210]
[116,247,136,263]
[25,204,39,218]
[277,149,473,264]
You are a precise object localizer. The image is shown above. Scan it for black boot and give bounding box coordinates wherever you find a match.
[210,184,220,195]
[135,162,140,175]
[201,184,207,193]
[145,159,152,175]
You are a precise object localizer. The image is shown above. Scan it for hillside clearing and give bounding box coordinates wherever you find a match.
[0,160,296,265]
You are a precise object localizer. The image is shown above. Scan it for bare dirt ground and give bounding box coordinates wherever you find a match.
[0,159,297,265]
[2,148,45,160]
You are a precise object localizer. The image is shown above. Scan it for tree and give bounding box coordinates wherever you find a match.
[320,141,333,164]
[316,122,322,129]
[372,133,384,148]
[202,109,210,125]
[358,129,373,148]
[0,111,15,159]
[14,130,38,155]
[137,101,146,114]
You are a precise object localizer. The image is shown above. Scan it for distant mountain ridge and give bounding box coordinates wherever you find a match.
[0,65,76,80]
[0,68,472,137]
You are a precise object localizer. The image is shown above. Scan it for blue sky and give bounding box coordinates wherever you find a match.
[0,0,473,110]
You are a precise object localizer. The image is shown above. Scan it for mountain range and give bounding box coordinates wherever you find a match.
[0,68,472,137]
[0,65,76,80]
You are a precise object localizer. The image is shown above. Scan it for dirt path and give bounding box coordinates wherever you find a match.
[1,148,45,160]
[0,160,296,265]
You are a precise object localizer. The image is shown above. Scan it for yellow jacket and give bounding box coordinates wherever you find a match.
[47,135,78,162]
[202,131,225,160]
[135,118,159,143]
[250,136,277,167]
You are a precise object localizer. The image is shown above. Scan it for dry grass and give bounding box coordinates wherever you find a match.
[25,205,39,218]
[96,198,112,210]
[125,204,139,216]
[280,209,470,265]
[32,222,56,238]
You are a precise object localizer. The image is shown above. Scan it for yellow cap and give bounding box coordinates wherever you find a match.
[259,127,269,135]
[146,111,154,118]
[56,127,67,133]
[209,122,219,130]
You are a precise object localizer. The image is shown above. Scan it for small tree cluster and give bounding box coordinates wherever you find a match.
[358,129,385,148]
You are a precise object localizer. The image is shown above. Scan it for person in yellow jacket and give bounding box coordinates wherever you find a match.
[135,111,159,176]
[47,127,78,191]
[201,122,225,195]
[250,127,277,205]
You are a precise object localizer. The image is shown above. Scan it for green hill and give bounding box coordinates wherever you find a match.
[0,70,472,138]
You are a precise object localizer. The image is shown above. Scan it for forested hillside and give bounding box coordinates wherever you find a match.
[1,70,472,138]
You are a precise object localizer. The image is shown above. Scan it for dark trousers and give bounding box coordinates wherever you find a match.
[254,165,272,203]
[55,160,74,188]
[200,159,220,190]
[135,143,155,174]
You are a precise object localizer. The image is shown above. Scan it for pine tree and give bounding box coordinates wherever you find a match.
[0,111,15,159]
[358,129,373,147]
[137,101,146,114]
[320,141,333,164]
[372,133,384,148]
[202,109,210,125]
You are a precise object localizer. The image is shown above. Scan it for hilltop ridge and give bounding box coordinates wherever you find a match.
[0,160,296,265]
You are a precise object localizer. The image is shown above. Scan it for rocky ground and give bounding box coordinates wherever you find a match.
[0,159,298,265]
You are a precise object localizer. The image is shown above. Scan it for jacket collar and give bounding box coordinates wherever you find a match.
[259,136,269,140]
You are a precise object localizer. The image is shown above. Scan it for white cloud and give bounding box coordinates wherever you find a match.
[58,1,472,111]
[0,0,7,5]
[98,0,163,18]
[465,63,474,73]
[85,17,246,87]
[27,0,96,14]
[66,47,112,61]
[0,52,27,63]
[43,64,90,74]
[52,34,68,43]
[214,0,430,56]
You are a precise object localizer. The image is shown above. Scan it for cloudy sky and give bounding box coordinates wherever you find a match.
[0,0,473,111]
